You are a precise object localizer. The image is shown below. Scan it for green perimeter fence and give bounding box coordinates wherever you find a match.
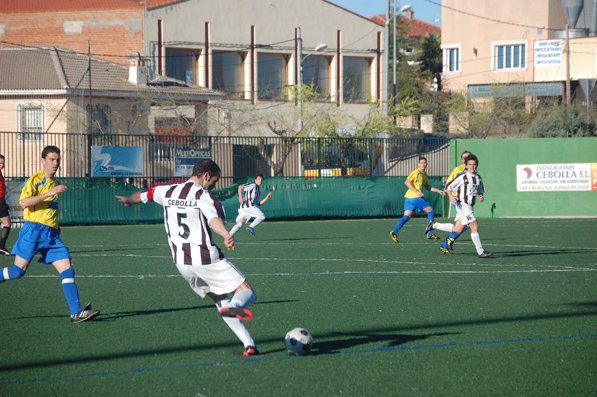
[1,132,450,224]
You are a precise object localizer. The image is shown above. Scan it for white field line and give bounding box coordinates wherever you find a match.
[67,242,597,251]
[24,267,597,278]
[71,252,596,271]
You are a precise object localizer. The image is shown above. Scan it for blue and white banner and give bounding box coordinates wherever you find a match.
[175,147,211,177]
[91,146,144,177]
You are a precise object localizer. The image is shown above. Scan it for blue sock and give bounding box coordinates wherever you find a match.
[393,215,411,234]
[0,265,26,282]
[60,268,82,315]
[456,225,469,238]
[448,232,459,240]
[426,211,435,237]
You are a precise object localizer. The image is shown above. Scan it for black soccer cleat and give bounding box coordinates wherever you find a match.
[478,251,493,258]
[0,247,10,256]
[71,308,100,323]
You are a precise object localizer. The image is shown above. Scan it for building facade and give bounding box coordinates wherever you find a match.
[441,0,596,104]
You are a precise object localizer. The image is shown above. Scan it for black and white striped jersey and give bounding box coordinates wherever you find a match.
[142,180,225,266]
[445,172,485,205]
[240,182,261,208]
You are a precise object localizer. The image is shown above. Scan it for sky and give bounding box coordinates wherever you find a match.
[329,0,442,26]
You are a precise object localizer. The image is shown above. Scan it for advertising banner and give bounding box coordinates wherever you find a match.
[174,147,211,177]
[91,146,144,177]
[534,39,563,67]
[517,163,595,192]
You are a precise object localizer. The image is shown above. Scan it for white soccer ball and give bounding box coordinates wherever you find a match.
[284,327,313,356]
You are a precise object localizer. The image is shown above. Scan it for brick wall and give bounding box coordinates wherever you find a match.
[0,9,144,65]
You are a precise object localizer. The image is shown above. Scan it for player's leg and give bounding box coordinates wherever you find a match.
[430,222,454,232]
[422,206,439,239]
[0,209,11,254]
[48,231,99,322]
[0,224,35,281]
[218,281,255,321]
[211,291,258,356]
[230,213,249,236]
[391,200,415,242]
[247,209,266,230]
[440,219,464,254]
[468,221,492,257]
[0,255,28,282]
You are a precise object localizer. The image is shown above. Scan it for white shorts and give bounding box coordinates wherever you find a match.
[454,202,476,226]
[236,206,265,223]
[175,258,246,298]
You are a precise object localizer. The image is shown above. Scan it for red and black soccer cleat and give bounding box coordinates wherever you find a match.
[219,306,254,322]
[242,346,259,357]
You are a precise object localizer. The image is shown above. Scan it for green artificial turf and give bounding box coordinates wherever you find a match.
[1,218,596,396]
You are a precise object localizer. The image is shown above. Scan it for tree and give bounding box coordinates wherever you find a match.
[418,34,442,91]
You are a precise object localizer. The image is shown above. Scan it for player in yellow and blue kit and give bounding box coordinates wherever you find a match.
[390,157,445,243]
[0,146,99,322]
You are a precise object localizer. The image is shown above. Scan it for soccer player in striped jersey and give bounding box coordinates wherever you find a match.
[427,150,472,235]
[0,146,99,322]
[229,174,272,236]
[440,154,493,258]
[390,157,445,243]
[116,159,259,357]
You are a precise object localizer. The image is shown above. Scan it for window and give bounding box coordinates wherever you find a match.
[302,55,330,98]
[258,53,287,100]
[86,104,112,135]
[494,43,525,70]
[165,48,198,85]
[343,56,371,102]
[17,104,44,140]
[212,51,244,98]
[442,46,460,73]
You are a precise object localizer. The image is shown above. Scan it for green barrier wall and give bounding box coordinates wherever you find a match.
[225,176,446,221]
[54,176,445,225]
[450,138,597,218]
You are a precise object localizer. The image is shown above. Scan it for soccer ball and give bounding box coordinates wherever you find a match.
[284,327,313,356]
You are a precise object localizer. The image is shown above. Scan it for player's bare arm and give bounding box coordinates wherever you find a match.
[115,192,143,207]
[209,216,235,250]
[20,184,67,210]
[237,185,243,205]
[259,192,272,205]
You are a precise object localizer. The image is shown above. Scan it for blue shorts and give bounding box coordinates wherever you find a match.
[12,222,71,264]
[403,197,432,212]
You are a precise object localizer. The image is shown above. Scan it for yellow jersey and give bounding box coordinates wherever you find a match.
[446,164,465,187]
[20,170,60,229]
[404,168,430,198]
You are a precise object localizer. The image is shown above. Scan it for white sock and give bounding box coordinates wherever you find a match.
[215,299,255,348]
[470,232,484,255]
[230,289,256,308]
[434,222,454,233]
[249,216,265,228]
[230,223,242,236]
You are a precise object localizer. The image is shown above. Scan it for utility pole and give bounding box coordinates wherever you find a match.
[87,40,93,177]
[565,23,571,106]
[297,27,303,132]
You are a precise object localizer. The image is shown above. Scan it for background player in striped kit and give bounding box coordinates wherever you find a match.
[230,174,272,236]
[116,159,259,356]
[440,154,493,258]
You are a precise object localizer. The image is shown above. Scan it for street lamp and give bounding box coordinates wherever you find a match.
[393,3,412,115]
[296,26,327,131]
